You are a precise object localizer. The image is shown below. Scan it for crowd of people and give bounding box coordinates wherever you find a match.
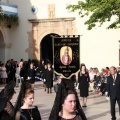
[0,58,120,120]
[0,59,54,91]
[76,64,120,120]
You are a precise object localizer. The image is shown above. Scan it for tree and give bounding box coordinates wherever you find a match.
[67,0,120,30]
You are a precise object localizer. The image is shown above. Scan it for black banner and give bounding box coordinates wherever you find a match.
[53,36,80,79]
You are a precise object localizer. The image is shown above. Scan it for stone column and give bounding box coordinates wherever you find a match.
[26,31,33,59]
[32,23,39,60]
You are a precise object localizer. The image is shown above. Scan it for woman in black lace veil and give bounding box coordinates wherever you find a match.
[0,80,16,120]
[49,78,87,120]
[14,81,41,120]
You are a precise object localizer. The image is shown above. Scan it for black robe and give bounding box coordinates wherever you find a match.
[16,106,41,120]
[27,68,36,84]
[45,69,53,88]
[78,72,90,97]
[20,66,28,81]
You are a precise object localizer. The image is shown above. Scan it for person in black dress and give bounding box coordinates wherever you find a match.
[20,61,28,82]
[39,59,45,87]
[6,60,13,82]
[78,64,90,107]
[49,78,87,120]
[42,64,48,91]
[27,63,36,89]
[45,62,53,93]
[15,83,41,120]
[10,59,16,81]
[39,59,45,74]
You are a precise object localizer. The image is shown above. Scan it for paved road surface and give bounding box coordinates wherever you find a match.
[0,81,120,120]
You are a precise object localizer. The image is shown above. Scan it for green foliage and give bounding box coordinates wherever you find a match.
[66,0,120,30]
[0,6,19,28]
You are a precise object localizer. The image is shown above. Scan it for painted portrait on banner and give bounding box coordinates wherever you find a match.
[60,46,72,65]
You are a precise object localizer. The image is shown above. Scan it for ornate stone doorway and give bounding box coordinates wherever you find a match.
[40,33,59,63]
[28,17,76,61]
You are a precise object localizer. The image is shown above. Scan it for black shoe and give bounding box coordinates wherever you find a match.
[82,105,87,107]
[44,89,46,91]
[111,117,116,120]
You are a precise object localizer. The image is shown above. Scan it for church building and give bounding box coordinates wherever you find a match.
[0,0,120,70]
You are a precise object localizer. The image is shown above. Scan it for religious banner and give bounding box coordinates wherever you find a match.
[53,35,80,79]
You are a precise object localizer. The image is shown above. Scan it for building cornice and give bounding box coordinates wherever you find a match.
[28,17,75,23]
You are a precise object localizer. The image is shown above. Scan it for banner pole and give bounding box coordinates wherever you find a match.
[52,35,55,81]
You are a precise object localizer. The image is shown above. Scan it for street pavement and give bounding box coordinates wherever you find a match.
[1,81,120,120]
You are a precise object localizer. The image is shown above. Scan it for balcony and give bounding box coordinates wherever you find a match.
[0,2,18,28]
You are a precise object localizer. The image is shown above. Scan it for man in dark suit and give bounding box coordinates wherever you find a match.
[107,66,120,120]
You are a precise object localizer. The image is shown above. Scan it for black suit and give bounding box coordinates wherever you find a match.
[107,73,120,120]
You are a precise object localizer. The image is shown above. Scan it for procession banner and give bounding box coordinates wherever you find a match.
[53,35,80,79]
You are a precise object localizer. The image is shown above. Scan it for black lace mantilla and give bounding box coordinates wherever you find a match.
[0,101,14,120]
[49,79,87,120]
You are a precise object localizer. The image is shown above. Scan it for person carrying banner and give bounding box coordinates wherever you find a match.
[44,62,53,94]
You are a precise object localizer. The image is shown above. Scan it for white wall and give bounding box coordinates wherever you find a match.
[6,0,120,70]
[72,5,120,70]
[9,0,33,61]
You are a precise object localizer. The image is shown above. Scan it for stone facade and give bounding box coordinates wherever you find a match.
[0,0,120,69]
[28,17,76,60]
